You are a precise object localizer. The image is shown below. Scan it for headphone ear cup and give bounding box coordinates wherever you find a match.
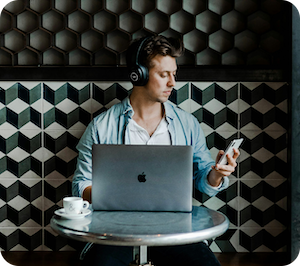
[127,36,151,86]
[138,65,149,86]
[129,64,149,86]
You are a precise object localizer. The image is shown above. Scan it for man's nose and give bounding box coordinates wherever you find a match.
[168,74,176,87]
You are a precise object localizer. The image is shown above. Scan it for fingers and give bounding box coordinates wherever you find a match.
[212,164,235,177]
[216,150,224,162]
[214,148,240,175]
[220,148,240,167]
[232,148,240,160]
[227,153,237,168]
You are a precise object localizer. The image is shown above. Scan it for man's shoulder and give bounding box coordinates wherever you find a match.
[165,101,196,120]
[93,100,126,123]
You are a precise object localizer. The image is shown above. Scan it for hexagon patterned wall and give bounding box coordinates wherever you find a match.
[0,0,289,66]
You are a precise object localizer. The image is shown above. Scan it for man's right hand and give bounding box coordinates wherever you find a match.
[83,186,92,203]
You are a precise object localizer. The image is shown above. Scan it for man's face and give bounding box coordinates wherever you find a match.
[143,54,177,103]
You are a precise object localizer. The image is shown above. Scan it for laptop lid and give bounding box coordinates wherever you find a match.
[92,144,193,212]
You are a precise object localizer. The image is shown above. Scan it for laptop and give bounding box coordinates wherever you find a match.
[92,144,193,212]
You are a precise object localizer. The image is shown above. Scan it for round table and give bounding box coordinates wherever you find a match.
[51,206,229,265]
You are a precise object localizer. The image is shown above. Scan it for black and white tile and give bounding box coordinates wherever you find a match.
[0,81,289,252]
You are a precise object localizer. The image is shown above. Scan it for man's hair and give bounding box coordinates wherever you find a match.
[128,35,184,69]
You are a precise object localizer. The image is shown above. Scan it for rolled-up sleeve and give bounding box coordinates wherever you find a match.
[200,172,229,196]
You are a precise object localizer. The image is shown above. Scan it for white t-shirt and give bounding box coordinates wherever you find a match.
[127,117,171,145]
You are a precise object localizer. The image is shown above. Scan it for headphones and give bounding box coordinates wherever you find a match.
[126,36,151,86]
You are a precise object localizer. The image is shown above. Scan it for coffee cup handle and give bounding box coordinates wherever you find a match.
[82,200,89,210]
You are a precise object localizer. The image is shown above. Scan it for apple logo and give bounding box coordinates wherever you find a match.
[138,172,146,182]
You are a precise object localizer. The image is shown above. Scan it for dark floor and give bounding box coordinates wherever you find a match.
[1,251,291,266]
[215,252,290,266]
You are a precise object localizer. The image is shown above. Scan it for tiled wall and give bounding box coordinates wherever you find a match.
[0,81,289,252]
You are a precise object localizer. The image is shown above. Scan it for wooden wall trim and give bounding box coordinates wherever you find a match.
[0,66,289,82]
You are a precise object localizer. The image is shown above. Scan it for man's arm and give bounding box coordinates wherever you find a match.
[72,121,95,199]
[190,114,240,196]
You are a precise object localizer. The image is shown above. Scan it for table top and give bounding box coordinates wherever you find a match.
[51,206,229,247]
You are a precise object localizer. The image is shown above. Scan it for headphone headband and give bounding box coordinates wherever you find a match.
[134,36,150,66]
[127,36,151,86]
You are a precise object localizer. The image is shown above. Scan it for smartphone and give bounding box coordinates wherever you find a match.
[216,138,243,166]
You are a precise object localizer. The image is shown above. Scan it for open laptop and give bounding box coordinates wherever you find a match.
[92,144,193,212]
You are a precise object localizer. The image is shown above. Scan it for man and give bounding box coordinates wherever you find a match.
[72,35,239,266]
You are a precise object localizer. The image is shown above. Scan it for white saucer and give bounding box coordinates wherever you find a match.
[54,208,91,219]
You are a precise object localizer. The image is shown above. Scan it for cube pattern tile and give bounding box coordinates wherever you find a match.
[0,81,289,253]
[0,0,289,66]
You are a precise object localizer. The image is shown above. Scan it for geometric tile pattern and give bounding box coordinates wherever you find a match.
[0,0,289,67]
[0,82,42,129]
[43,82,91,130]
[0,81,289,253]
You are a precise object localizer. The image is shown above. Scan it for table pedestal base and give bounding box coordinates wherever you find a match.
[129,246,154,266]
[129,262,153,266]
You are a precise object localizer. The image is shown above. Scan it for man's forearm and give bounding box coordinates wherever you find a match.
[207,169,224,187]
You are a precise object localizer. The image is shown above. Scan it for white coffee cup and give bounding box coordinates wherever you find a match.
[63,197,89,215]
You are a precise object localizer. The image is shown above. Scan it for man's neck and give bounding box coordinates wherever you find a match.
[129,88,164,121]
[129,88,165,136]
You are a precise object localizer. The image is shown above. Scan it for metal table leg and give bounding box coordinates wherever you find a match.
[131,245,152,265]
[139,245,147,264]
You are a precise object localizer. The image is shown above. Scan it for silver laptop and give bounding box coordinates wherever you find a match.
[92,144,193,212]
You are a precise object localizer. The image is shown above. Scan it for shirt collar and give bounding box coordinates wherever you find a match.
[121,96,175,121]
[122,96,134,118]
[163,101,175,122]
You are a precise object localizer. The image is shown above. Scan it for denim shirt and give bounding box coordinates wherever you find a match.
[72,97,229,198]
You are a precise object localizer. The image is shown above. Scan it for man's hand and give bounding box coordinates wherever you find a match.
[208,148,240,187]
[83,186,92,203]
